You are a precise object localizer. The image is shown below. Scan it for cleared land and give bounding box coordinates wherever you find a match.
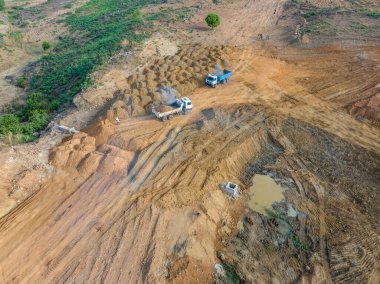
[0,0,379,283]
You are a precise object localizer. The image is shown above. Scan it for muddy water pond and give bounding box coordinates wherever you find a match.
[248,174,284,216]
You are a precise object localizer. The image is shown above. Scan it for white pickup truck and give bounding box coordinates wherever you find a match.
[152,97,193,121]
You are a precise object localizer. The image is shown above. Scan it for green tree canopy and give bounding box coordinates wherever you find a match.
[205,13,221,29]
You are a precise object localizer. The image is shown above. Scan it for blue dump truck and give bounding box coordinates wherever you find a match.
[205,69,233,88]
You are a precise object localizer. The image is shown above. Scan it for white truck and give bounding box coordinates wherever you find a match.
[152,97,193,121]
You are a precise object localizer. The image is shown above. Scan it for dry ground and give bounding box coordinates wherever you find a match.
[0,0,379,283]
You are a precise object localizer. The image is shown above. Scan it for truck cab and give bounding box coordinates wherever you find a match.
[205,69,232,88]
[179,97,193,110]
[205,74,218,88]
[172,97,192,110]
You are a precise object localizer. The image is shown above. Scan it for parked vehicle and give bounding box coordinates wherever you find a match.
[205,69,233,87]
[152,97,193,121]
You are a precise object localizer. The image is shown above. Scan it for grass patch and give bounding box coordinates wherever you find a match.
[304,21,338,35]
[9,31,23,42]
[146,6,198,23]
[350,22,379,34]
[359,7,380,19]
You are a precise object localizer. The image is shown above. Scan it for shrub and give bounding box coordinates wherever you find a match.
[26,92,49,111]
[0,0,4,11]
[21,124,35,137]
[205,13,220,29]
[17,78,26,88]
[367,11,380,19]
[28,109,49,131]
[131,10,143,23]
[23,92,49,118]
[9,31,23,42]
[64,3,73,9]
[48,99,60,111]
[0,114,21,136]
[42,41,51,50]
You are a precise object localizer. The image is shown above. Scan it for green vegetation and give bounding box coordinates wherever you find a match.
[350,22,379,34]
[42,41,51,51]
[145,6,196,23]
[205,13,220,29]
[359,8,380,19]
[305,21,338,35]
[0,110,48,143]
[304,7,339,19]
[0,92,56,143]
[366,11,380,19]
[7,6,24,23]
[7,4,43,26]
[28,0,156,101]
[17,78,26,89]
[0,0,4,11]
[9,31,23,42]
[0,0,162,143]
[64,3,73,9]
[0,115,21,138]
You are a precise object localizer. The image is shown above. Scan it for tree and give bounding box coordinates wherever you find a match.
[0,0,4,11]
[205,13,221,29]
[42,41,51,51]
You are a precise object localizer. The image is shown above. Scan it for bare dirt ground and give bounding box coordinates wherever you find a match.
[0,0,379,283]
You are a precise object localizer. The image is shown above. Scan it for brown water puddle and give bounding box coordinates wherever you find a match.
[248,174,284,216]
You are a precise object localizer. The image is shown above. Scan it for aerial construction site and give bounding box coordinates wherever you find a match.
[0,0,379,283]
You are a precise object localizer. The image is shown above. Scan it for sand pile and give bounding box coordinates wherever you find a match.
[50,130,135,179]
[109,45,234,117]
[50,132,101,178]
[155,105,175,112]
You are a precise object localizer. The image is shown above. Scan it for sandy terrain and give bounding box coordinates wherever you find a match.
[0,0,379,283]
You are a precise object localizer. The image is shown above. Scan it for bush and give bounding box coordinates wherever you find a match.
[42,41,51,50]
[48,99,60,111]
[64,3,73,9]
[28,109,49,131]
[367,11,380,19]
[0,0,4,11]
[26,92,49,111]
[21,124,35,136]
[0,114,21,136]
[205,13,220,29]
[16,78,26,88]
